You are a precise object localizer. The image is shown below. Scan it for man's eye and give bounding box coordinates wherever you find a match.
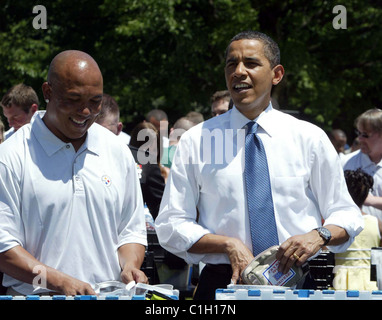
[226,62,236,68]
[66,98,80,103]
[246,62,259,67]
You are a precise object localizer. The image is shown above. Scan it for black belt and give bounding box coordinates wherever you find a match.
[205,263,232,274]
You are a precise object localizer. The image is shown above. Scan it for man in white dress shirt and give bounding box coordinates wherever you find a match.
[0,50,147,295]
[155,31,363,299]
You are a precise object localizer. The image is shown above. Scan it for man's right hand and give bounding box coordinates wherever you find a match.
[51,274,96,296]
[223,237,254,284]
[0,245,96,295]
[188,234,254,284]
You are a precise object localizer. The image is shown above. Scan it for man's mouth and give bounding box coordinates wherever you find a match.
[233,83,252,92]
[70,117,88,127]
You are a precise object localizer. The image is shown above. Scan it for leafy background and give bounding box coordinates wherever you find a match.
[1,0,381,143]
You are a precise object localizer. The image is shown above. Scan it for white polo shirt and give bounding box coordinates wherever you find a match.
[0,111,147,294]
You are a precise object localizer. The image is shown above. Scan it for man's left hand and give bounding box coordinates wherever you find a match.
[276,230,324,274]
[121,265,148,284]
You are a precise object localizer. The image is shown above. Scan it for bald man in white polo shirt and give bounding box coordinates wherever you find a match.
[0,50,147,295]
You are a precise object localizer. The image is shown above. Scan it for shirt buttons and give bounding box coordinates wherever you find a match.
[66,144,70,149]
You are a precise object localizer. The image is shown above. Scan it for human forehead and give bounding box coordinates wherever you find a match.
[225,39,268,62]
[212,99,229,109]
[2,104,26,116]
[51,76,103,98]
[357,122,374,133]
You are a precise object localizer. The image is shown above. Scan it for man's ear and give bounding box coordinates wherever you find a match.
[30,103,38,114]
[272,64,285,85]
[117,122,123,135]
[41,82,51,101]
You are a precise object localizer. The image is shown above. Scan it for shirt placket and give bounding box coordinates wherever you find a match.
[66,144,85,195]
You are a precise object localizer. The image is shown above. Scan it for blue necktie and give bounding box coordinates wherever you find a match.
[244,121,279,256]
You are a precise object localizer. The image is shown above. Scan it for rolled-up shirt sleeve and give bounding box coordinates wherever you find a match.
[155,135,211,264]
[310,131,364,253]
[0,162,24,253]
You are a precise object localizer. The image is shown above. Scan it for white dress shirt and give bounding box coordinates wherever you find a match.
[343,150,382,220]
[0,111,147,294]
[4,127,14,140]
[119,131,131,145]
[155,104,363,265]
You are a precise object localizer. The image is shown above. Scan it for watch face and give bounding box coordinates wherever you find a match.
[318,227,331,240]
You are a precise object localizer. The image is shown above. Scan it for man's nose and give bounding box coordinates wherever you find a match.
[234,62,246,76]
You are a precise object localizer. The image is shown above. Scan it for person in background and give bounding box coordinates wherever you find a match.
[155,30,363,299]
[129,121,165,218]
[333,169,381,291]
[95,93,131,144]
[145,109,169,148]
[343,108,382,221]
[0,50,147,296]
[186,111,204,125]
[161,116,195,170]
[211,90,230,117]
[328,129,348,166]
[0,83,39,140]
[96,93,123,135]
[328,129,347,155]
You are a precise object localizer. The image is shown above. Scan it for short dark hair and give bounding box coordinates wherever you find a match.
[97,93,119,122]
[344,168,374,208]
[1,83,39,113]
[145,109,168,122]
[211,90,230,104]
[225,30,281,68]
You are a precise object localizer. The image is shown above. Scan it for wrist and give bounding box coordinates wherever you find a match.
[314,227,331,246]
[222,236,241,254]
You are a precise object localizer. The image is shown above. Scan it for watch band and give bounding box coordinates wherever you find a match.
[314,227,331,246]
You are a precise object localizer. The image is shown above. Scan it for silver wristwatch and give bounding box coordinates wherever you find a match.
[314,227,331,246]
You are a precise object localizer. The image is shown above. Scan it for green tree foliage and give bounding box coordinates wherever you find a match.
[0,0,381,139]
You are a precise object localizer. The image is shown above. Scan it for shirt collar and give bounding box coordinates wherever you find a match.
[360,151,382,168]
[32,111,100,157]
[230,101,276,137]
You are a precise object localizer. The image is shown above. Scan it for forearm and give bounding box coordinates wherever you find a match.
[118,243,148,284]
[189,234,254,284]
[0,245,83,293]
[324,224,349,246]
[188,234,233,254]
[364,194,382,210]
[0,245,45,285]
[118,243,146,270]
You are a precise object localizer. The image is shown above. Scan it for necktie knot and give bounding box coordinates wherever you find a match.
[246,121,258,135]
